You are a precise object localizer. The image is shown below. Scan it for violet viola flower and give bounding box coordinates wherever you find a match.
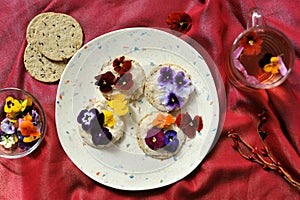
[31,109,40,126]
[1,118,15,135]
[173,71,194,96]
[0,131,5,137]
[18,139,32,151]
[174,71,189,89]
[91,127,112,145]
[145,128,165,150]
[77,108,100,131]
[163,130,179,152]
[158,66,175,86]
[160,92,184,111]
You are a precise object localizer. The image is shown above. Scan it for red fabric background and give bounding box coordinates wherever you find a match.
[0,0,299,199]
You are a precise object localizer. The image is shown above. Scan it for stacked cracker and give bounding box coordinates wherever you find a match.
[24,12,83,83]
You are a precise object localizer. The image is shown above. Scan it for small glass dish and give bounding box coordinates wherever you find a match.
[0,88,46,159]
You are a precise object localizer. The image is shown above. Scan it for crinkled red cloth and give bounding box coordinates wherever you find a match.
[0,0,299,199]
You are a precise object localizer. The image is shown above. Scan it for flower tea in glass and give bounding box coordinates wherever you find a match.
[226,8,295,89]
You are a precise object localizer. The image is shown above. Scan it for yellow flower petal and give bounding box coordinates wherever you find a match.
[4,96,24,114]
[102,110,116,128]
[107,93,128,116]
[263,57,280,74]
[263,64,273,73]
[263,63,279,74]
[114,106,128,116]
[270,57,279,63]
[23,134,41,143]
[21,99,28,112]
[4,97,14,113]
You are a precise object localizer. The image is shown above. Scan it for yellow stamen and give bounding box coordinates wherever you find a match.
[152,137,156,143]
[248,40,254,45]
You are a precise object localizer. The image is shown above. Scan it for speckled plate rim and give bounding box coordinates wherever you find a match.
[55,27,224,191]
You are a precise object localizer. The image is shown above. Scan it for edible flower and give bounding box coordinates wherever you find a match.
[239,31,262,55]
[166,11,192,34]
[157,66,193,111]
[95,71,116,93]
[160,92,184,111]
[102,110,116,128]
[113,56,132,75]
[77,107,114,146]
[163,130,179,152]
[0,96,42,150]
[158,66,175,86]
[175,112,203,138]
[0,135,17,149]
[145,128,165,150]
[90,125,113,146]
[4,96,22,114]
[21,97,32,111]
[77,108,100,131]
[19,113,41,142]
[1,118,16,135]
[115,72,134,90]
[107,94,128,116]
[174,71,190,89]
[152,113,175,129]
[23,134,41,143]
[263,56,280,74]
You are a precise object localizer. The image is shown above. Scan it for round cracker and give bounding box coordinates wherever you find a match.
[144,63,194,112]
[34,13,83,61]
[98,56,146,102]
[24,43,66,82]
[136,111,186,159]
[78,100,125,149]
[26,12,55,44]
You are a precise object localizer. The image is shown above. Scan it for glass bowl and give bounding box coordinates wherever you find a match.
[0,88,46,159]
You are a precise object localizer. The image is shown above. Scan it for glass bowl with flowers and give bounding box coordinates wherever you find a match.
[0,88,46,158]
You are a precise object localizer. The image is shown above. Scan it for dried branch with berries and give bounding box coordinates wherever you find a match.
[228,108,300,190]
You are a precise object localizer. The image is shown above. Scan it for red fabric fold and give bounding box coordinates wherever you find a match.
[0,0,299,199]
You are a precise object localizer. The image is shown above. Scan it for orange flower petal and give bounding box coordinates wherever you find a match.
[20,121,37,136]
[164,114,175,128]
[152,113,175,129]
[152,113,166,128]
[24,113,32,121]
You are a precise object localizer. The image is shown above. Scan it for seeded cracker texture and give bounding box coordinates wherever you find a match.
[34,13,83,61]
[26,12,55,44]
[24,43,66,83]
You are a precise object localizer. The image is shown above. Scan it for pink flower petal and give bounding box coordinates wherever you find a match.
[233,46,244,59]
[277,56,288,76]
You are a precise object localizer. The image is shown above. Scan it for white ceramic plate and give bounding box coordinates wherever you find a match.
[56,27,221,190]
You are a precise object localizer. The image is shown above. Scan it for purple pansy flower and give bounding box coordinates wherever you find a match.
[145,128,165,150]
[158,66,175,86]
[91,127,112,145]
[18,138,33,150]
[1,118,15,135]
[77,108,100,131]
[163,130,179,152]
[160,92,185,111]
[174,71,189,89]
[0,131,5,137]
[31,109,41,127]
